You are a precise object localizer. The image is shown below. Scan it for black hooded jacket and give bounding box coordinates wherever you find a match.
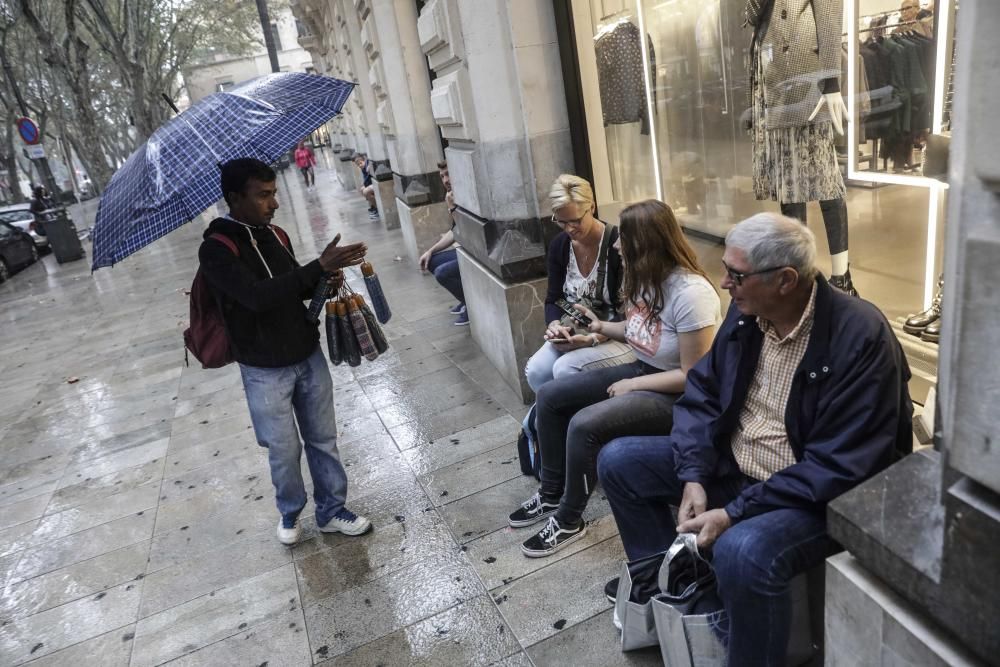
[198,217,324,367]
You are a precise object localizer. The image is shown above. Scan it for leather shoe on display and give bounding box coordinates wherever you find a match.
[829,268,858,297]
[920,317,941,343]
[904,276,944,336]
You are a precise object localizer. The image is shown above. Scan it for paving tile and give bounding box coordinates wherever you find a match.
[0,519,40,558]
[338,432,404,470]
[489,652,535,667]
[388,398,511,451]
[168,399,250,436]
[11,512,155,583]
[67,421,172,465]
[0,542,148,618]
[131,563,300,667]
[46,458,164,515]
[466,513,621,591]
[403,415,521,472]
[0,580,141,664]
[58,438,169,487]
[324,594,521,667]
[419,442,522,506]
[294,510,455,607]
[139,532,293,618]
[18,624,135,667]
[167,414,255,451]
[439,475,539,544]
[0,455,68,507]
[526,608,662,667]
[377,381,489,430]
[30,482,160,544]
[493,536,625,648]
[157,449,266,505]
[161,430,259,476]
[171,384,245,420]
[160,608,310,667]
[362,366,471,410]
[303,550,484,660]
[145,498,274,573]
[0,494,51,534]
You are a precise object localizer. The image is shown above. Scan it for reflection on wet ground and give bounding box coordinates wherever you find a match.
[0,154,660,666]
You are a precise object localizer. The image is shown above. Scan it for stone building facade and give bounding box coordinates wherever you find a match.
[292,0,575,401]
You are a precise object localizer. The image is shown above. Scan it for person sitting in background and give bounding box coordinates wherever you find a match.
[510,200,720,558]
[418,160,468,326]
[352,153,378,220]
[597,213,913,666]
[294,142,316,188]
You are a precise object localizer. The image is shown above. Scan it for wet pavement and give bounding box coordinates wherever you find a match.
[0,151,665,666]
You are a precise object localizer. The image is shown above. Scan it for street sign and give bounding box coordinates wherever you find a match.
[25,144,45,159]
[16,117,40,145]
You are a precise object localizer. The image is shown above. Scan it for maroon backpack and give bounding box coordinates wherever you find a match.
[183,227,291,369]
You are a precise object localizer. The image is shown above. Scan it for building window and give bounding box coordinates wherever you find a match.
[270,22,283,51]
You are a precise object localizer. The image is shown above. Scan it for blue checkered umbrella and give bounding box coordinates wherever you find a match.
[91,72,355,269]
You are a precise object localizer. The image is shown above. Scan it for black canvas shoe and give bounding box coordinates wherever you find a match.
[508,492,558,528]
[520,516,587,558]
[605,577,620,603]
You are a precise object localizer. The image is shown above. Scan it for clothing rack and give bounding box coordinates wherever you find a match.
[857,19,923,34]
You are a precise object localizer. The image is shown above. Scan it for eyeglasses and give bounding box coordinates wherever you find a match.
[551,212,587,228]
[722,261,787,286]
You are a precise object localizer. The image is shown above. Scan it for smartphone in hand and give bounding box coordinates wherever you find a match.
[555,298,593,328]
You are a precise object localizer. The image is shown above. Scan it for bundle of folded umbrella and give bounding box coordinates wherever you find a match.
[324,284,389,367]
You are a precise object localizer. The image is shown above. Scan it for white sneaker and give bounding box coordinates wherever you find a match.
[277,518,301,545]
[319,508,372,536]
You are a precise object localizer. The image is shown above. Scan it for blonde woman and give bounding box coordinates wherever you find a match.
[525,174,634,390]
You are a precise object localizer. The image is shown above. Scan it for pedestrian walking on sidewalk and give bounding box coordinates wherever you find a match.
[198,158,372,545]
[294,142,317,188]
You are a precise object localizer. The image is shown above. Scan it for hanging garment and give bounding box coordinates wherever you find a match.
[595,21,657,135]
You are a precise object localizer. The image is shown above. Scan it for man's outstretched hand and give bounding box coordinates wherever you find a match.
[319,233,367,272]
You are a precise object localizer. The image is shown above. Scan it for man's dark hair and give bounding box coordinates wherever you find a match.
[220,158,276,206]
[437,160,447,170]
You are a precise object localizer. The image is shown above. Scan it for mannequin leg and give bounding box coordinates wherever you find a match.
[779,202,807,223]
[819,198,849,275]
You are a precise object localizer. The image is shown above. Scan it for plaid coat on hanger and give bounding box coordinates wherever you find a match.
[754,0,843,130]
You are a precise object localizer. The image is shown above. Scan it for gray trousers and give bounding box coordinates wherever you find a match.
[535,360,678,526]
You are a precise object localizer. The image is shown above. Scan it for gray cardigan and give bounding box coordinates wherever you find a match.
[755,0,842,130]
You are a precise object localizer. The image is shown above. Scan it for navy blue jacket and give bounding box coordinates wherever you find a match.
[672,276,913,523]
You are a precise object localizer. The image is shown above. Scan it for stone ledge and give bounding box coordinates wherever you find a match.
[393,171,447,207]
[452,208,558,283]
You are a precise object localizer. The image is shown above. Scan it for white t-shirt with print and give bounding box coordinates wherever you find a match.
[563,234,612,306]
[624,270,720,371]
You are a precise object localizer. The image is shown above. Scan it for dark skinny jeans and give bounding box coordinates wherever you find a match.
[535,360,677,526]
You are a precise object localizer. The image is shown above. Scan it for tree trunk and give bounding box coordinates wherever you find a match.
[3,111,26,203]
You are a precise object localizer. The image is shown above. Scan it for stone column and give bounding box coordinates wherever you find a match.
[353,0,399,229]
[368,0,450,262]
[417,0,575,402]
[824,2,1000,664]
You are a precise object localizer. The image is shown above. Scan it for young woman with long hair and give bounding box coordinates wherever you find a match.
[508,199,721,558]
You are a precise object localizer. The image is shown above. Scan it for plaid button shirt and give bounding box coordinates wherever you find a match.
[731,283,817,480]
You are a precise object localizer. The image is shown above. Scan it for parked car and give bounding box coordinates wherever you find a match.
[0,219,39,282]
[0,203,49,253]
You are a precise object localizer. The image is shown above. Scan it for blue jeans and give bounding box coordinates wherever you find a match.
[427,248,464,305]
[239,346,348,527]
[598,437,837,666]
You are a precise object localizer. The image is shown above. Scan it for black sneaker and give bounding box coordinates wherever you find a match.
[521,516,587,558]
[605,577,620,603]
[508,491,558,528]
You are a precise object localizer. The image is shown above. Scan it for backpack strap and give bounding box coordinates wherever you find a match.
[270,225,290,248]
[592,222,614,313]
[208,233,239,256]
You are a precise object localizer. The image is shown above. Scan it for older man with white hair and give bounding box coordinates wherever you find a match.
[597,213,913,665]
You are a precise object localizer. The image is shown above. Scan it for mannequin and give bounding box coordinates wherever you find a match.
[746,0,857,295]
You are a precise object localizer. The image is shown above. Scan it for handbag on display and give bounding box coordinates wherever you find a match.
[360,259,392,324]
[650,533,728,667]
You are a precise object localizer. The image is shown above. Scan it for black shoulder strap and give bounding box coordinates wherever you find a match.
[594,223,613,304]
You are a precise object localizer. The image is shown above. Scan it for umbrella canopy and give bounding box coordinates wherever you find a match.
[90,72,355,269]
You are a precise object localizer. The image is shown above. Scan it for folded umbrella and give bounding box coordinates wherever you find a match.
[325,301,343,365]
[360,260,391,323]
[91,72,356,269]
